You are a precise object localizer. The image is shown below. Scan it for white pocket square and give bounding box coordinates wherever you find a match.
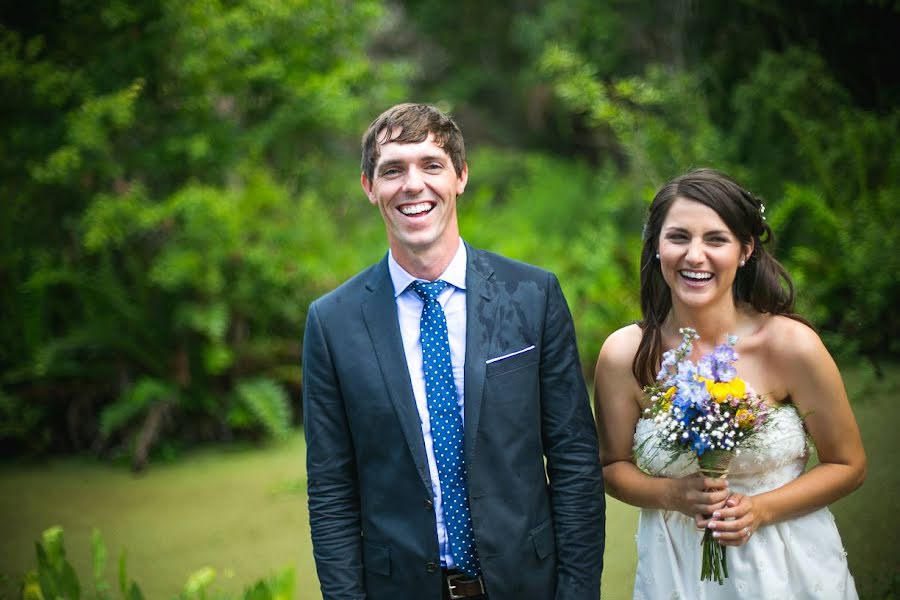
[485,345,536,364]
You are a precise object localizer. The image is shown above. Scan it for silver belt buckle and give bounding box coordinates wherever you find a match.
[446,573,484,599]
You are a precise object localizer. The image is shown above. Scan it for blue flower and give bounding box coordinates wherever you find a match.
[690,430,710,455]
[698,342,739,382]
[657,350,678,383]
[675,358,699,383]
[672,374,711,427]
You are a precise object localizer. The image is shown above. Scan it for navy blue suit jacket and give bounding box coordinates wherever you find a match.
[302,245,605,600]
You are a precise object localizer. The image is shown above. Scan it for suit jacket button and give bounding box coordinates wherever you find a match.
[424,499,434,510]
[426,561,439,573]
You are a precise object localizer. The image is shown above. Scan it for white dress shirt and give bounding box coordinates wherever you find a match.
[388,240,467,569]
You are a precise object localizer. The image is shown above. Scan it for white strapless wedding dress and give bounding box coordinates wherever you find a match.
[632,405,858,599]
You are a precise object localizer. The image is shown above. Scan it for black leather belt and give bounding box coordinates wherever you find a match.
[442,569,486,599]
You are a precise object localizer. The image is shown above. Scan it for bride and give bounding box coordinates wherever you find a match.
[594,168,866,599]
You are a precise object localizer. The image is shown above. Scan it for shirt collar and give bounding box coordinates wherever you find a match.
[388,239,468,298]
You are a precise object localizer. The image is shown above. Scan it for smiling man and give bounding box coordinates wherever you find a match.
[302,103,605,600]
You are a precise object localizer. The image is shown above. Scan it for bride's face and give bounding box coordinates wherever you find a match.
[657,197,752,310]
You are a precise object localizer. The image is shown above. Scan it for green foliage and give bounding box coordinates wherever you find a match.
[118,551,143,600]
[0,389,50,455]
[462,148,644,370]
[0,0,407,461]
[99,378,175,440]
[35,527,80,600]
[730,49,900,359]
[2,0,897,460]
[232,378,292,441]
[239,568,294,600]
[91,530,110,598]
[13,526,293,600]
[539,46,737,184]
[539,36,899,363]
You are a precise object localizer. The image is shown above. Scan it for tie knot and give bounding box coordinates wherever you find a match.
[411,279,449,302]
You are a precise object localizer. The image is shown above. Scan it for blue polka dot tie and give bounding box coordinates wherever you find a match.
[411,280,481,576]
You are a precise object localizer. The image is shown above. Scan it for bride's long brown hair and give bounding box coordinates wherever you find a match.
[633,168,805,386]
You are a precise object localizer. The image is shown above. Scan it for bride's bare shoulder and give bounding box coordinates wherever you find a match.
[597,323,643,372]
[760,315,825,359]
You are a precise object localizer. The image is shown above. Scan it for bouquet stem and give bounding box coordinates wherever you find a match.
[699,450,733,585]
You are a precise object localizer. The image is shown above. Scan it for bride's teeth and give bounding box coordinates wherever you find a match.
[681,271,712,280]
[400,202,432,215]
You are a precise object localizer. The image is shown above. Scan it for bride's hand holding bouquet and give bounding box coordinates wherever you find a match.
[665,471,729,523]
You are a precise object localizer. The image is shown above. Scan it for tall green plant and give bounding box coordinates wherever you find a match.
[13,526,294,600]
[18,526,144,600]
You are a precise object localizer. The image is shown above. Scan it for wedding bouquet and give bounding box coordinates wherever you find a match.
[637,327,771,584]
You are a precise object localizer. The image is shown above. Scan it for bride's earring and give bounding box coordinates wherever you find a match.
[655,252,660,260]
[739,257,746,267]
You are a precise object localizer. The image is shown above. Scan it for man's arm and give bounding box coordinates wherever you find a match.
[539,274,606,600]
[303,301,366,600]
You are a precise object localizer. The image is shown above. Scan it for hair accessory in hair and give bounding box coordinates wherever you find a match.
[759,202,766,221]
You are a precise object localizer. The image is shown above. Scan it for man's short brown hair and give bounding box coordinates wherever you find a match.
[361,103,466,181]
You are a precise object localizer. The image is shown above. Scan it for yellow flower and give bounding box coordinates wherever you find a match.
[735,408,756,427]
[701,377,747,403]
[660,386,676,412]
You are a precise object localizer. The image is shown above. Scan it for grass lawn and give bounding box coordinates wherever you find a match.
[1,364,897,599]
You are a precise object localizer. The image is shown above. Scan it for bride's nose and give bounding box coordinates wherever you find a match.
[685,240,705,264]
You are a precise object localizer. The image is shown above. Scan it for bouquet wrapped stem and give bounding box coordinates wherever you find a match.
[699,450,733,585]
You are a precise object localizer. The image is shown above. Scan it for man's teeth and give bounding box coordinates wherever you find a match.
[680,270,713,280]
[400,202,433,215]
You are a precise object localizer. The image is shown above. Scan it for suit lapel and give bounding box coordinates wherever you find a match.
[361,257,432,494]
[463,245,498,462]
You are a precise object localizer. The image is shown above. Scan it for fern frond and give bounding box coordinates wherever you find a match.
[234,378,292,440]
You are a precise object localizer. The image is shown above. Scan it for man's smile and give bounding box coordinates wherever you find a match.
[399,201,436,216]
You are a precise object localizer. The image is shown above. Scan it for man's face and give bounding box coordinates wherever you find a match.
[361,131,467,262]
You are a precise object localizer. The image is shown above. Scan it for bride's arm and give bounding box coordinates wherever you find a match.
[594,325,729,518]
[708,318,867,546]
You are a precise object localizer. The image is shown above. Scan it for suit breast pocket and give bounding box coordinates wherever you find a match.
[485,345,538,378]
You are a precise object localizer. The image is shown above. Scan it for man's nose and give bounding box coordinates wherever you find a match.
[402,167,425,193]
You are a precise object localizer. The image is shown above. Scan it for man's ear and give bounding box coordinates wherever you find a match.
[456,162,469,196]
[361,172,377,205]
